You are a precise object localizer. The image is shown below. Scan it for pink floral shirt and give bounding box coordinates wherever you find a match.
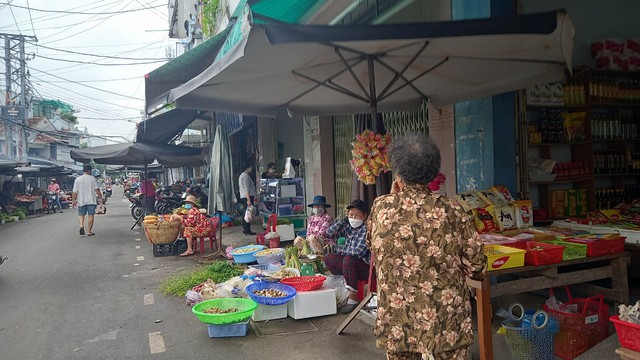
[306,212,333,239]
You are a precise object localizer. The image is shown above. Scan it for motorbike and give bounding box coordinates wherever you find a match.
[105,185,112,198]
[45,191,59,214]
[155,193,183,214]
[128,193,144,220]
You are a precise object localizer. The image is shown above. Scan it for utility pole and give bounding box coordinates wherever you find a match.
[1,33,37,162]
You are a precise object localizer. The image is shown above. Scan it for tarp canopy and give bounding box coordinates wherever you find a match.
[70,142,204,168]
[165,8,574,117]
[135,109,203,144]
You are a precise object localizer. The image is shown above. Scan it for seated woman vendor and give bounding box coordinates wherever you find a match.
[298,195,334,253]
[324,199,370,314]
[171,195,211,257]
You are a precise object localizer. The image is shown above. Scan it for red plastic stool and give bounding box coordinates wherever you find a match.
[257,214,277,246]
[357,257,377,302]
[193,217,219,253]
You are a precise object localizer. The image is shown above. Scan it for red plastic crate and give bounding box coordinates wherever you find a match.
[611,315,640,352]
[505,241,564,265]
[564,235,626,257]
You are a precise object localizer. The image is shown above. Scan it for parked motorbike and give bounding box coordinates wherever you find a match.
[155,193,183,214]
[128,193,144,220]
[46,191,59,214]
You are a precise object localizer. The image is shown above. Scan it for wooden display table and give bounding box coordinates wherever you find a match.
[617,347,640,360]
[467,252,631,360]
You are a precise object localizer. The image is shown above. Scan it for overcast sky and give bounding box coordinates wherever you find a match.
[0,0,174,141]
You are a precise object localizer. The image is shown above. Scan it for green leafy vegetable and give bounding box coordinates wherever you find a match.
[159,260,244,297]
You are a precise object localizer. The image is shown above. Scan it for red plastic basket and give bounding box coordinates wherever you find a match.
[542,287,610,359]
[505,241,564,265]
[611,315,640,352]
[280,276,326,291]
[564,235,625,257]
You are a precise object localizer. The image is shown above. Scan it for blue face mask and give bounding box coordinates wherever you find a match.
[184,204,193,209]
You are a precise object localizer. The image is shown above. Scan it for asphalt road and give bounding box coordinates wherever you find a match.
[0,187,383,360]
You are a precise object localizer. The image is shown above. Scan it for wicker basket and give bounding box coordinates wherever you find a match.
[144,222,182,244]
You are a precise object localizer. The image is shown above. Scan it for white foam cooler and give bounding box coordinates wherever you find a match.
[287,286,337,319]
[251,303,288,321]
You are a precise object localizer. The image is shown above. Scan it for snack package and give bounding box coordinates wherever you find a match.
[455,191,488,213]
[494,205,517,232]
[491,185,516,203]
[513,200,533,229]
[473,205,497,234]
[550,190,567,219]
[477,189,510,208]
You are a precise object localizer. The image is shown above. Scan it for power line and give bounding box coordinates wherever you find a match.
[33,81,142,111]
[34,54,167,66]
[29,70,144,101]
[25,0,36,37]
[0,0,120,30]
[28,42,168,61]
[29,75,142,83]
[2,2,165,15]
[7,2,21,35]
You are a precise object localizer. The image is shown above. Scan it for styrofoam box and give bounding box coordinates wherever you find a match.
[287,286,337,319]
[252,303,288,321]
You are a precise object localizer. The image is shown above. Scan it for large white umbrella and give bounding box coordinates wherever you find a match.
[166,8,574,121]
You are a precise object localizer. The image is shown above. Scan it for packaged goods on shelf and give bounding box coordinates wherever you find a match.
[455,191,489,212]
[513,200,534,228]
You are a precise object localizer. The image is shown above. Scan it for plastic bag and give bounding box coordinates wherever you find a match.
[264,231,280,240]
[185,290,203,306]
[324,275,349,308]
[244,205,255,223]
[96,203,106,214]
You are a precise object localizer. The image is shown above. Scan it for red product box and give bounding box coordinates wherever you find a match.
[505,241,564,266]
[564,235,626,257]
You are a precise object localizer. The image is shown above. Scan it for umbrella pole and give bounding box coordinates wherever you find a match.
[368,57,383,197]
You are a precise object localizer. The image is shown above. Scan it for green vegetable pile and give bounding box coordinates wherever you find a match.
[159,261,244,297]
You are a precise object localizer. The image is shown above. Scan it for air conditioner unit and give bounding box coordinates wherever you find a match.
[177,0,199,38]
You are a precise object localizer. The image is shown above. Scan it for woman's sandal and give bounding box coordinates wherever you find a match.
[179,251,193,257]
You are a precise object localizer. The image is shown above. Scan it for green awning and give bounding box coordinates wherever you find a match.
[144,0,323,113]
[144,27,231,113]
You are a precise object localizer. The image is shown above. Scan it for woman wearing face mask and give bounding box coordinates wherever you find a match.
[324,199,370,313]
[172,195,211,257]
[301,195,334,252]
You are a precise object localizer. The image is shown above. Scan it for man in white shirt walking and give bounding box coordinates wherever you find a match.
[238,161,257,235]
[72,164,103,236]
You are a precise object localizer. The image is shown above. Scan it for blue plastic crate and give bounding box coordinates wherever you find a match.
[206,320,250,338]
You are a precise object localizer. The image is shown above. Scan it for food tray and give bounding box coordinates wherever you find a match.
[504,241,564,266]
[206,320,250,338]
[611,315,640,352]
[249,263,282,272]
[479,234,518,245]
[484,245,525,271]
[540,240,587,260]
[254,248,284,264]
[192,298,258,325]
[564,235,625,257]
[245,282,296,306]
[281,275,326,292]
[230,245,266,264]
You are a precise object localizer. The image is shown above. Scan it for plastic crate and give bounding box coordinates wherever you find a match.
[611,315,640,352]
[564,235,626,257]
[484,245,525,271]
[152,239,187,257]
[540,240,587,260]
[206,320,250,338]
[505,241,564,265]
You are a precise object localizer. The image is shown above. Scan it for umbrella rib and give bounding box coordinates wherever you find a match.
[377,41,429,100]
[291,69,370,103]
[377,57,449,102]
[334,47,370,100]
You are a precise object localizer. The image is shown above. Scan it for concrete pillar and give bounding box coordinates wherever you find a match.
[303,116,336,218]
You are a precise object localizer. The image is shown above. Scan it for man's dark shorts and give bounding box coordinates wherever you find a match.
[78,204,97,216]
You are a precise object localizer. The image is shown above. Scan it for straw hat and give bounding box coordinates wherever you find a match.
[182,195,198,206]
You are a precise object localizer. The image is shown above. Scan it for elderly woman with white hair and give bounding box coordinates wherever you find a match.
[366,132,487,360]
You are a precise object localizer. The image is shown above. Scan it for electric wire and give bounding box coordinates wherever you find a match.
[29,70,143,101]
[28,43,168,60]
[2,2,165,15]
[0,0,121,30]
[25,0,37,37]
[33,54,167,66]
[7,2,21,34]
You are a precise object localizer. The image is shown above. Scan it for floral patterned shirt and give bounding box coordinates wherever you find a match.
[182,207,210,235]
[366,184,486,355]
[306,212,333,239]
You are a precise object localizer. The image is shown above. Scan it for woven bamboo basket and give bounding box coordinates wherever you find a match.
[144,222,182,244]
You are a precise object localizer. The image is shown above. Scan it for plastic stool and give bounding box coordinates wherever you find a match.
[193,217,219,253]
[356,257,377,302]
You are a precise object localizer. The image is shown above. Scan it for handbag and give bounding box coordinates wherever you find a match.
[96,203,107,215]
